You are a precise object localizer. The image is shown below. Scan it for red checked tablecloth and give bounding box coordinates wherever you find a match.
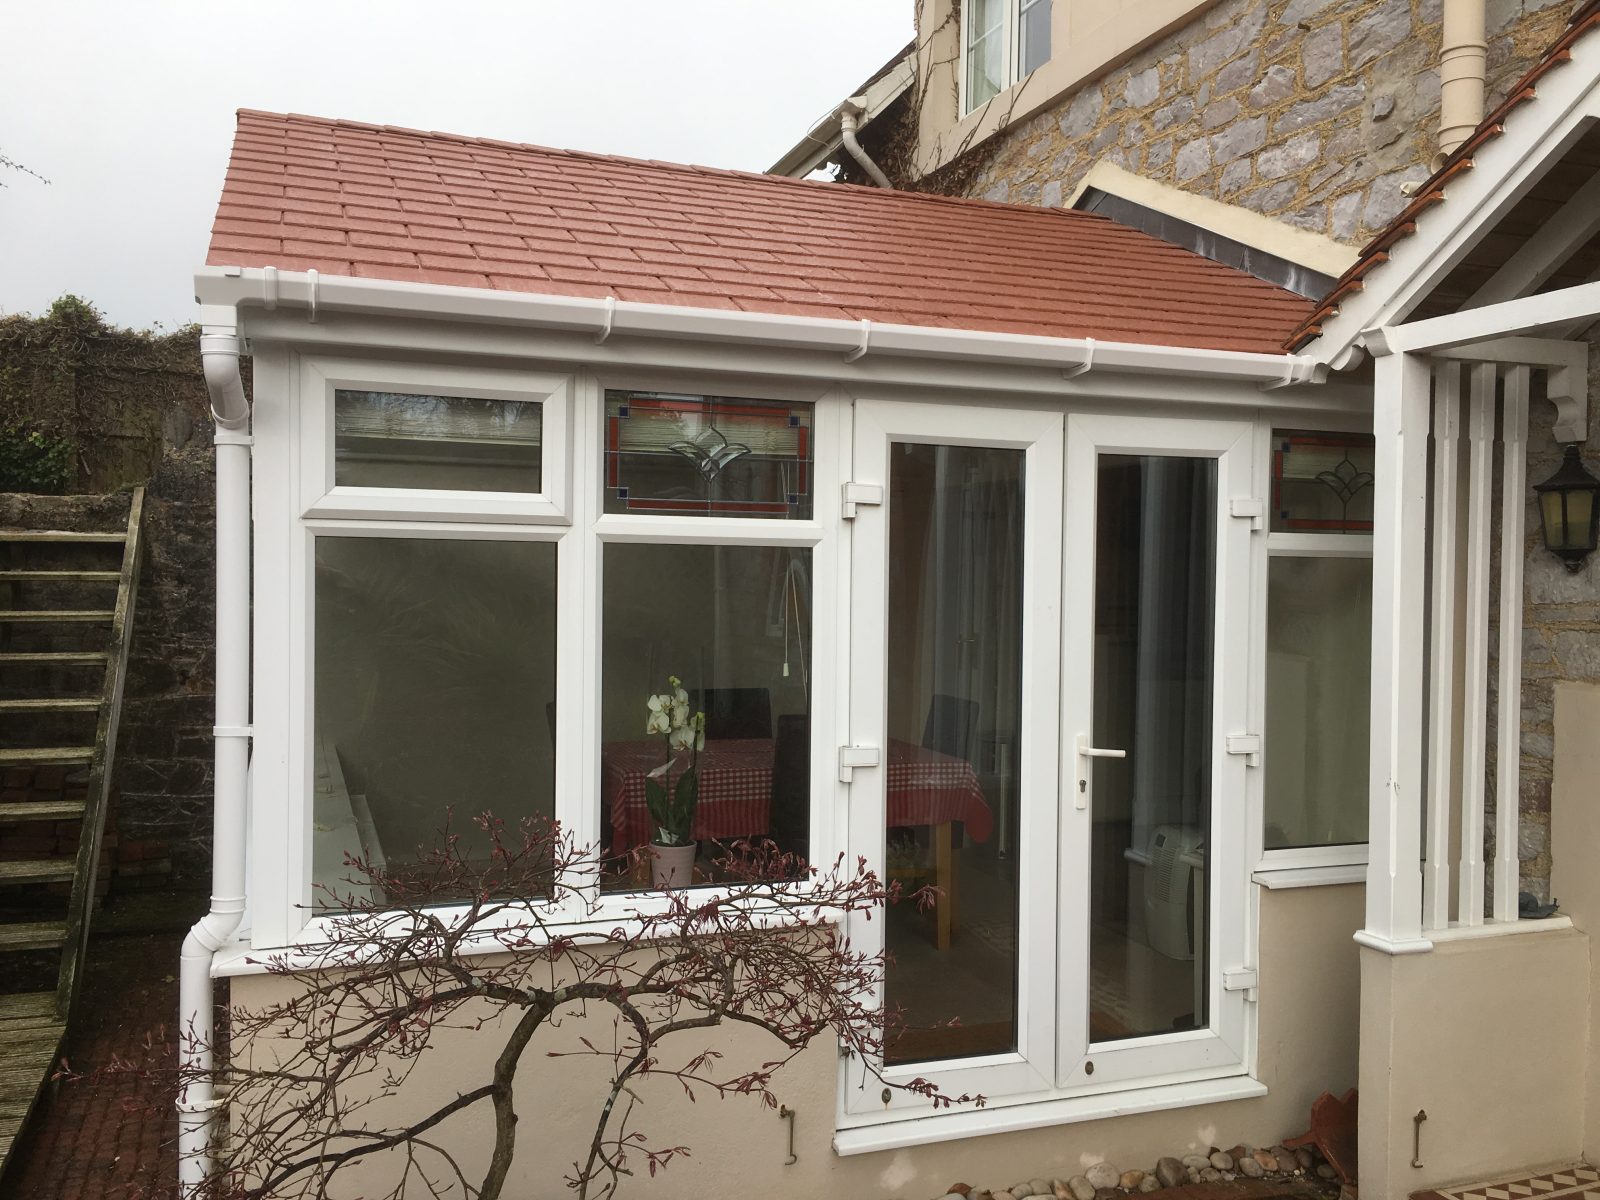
[601,736,993,855]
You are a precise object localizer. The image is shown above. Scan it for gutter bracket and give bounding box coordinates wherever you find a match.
[306,268,319,324]
[1062,338,1096,379]
[595,295,617,345]
[261,266,278,311]
[844,319,872,363]
[1259,355,1318,390]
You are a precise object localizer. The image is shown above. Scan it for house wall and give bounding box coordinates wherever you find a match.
[909,0,1572,251]
[1357,927,1590,1198]
[1550,680,1600,1164]
[225,883,1362,1199]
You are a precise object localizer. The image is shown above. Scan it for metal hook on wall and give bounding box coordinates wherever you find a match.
[778,1104,797,1166]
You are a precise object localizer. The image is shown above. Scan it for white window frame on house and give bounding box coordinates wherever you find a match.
[249,350,846,950]
[960,0,1052,115]
[1249,419,1374,887]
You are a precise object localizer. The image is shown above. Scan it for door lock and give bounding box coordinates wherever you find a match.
[1074,733,1126,809]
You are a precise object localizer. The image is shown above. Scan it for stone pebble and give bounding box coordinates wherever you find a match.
[1181,1153,1211,1169]
[1068,1177,1095,1200]
[1137,1176,1161,1194]
[1209,1150,1235,1171]
[1085,1164,1120,1190]
[1200,1167,1223,1182]
[1239,1156,1265,1178]
[1118,1171,1145,1190]
[1155,1158,1186,1189]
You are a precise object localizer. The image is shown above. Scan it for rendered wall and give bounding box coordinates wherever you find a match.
[1551,680,1600,1164]
[225,883,1360,1199]
[1358,927,1589,1200]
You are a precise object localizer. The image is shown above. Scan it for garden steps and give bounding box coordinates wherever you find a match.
[0,490,144,1180]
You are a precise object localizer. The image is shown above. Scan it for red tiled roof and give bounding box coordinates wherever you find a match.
[207,110,1312,355]
[1288,0,1600,351]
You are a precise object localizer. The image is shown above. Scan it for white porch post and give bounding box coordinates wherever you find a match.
[1357,349,1434,955]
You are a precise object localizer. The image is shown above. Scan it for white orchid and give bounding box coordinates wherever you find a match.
[668,723,696,752]
[644,674,707,851]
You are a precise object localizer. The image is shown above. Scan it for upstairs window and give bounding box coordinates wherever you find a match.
[963,0,1052,113]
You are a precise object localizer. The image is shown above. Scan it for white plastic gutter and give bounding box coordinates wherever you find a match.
[193,266,1325,386]
[178,329,252,1197]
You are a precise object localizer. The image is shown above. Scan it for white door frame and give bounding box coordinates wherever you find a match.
[842,398,1064,1115]
[1057,413,1256,1089]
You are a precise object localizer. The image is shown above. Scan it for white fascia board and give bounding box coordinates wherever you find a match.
[194,265,1325,388]
[1305,30,1600,369]
[767,55,915,178]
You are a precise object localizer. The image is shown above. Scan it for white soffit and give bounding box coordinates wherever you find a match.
[1068,160,1359,280]
[1301,23,1600,369]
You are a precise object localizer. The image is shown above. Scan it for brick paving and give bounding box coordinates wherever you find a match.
[3,924,185,1200]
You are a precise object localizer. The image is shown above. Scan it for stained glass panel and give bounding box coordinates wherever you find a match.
[1271,430,1375,533]
[603,391,813,519]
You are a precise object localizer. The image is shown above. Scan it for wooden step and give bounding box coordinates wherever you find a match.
[0,698,100,713]
[0,530,125,544]
[0,652,109,666]
[0,748,94,766]
[0,611,114,623]
[0,800,86,823]
[0,570,120,582]
[0,860,76,886]
[0,923,66,953]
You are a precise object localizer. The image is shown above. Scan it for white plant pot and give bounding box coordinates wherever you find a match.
[651,841,698,889]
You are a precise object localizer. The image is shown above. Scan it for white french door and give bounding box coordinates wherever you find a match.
[843,399,1063,1114]
[1057,413,1254,1089]
[842,402,1255,1120]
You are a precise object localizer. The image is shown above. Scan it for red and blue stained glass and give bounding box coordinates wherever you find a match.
[604,391,813,519]
[1272,430,1376,533]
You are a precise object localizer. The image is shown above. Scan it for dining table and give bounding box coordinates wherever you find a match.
[600,735,992,946]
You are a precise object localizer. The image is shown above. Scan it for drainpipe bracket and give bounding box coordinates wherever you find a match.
[213,725,255,739]
[213,430,253,447]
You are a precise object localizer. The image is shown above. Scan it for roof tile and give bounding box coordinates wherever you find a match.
[207,109,1313,353]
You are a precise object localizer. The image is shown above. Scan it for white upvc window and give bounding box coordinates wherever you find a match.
[1257,428,1375,877]
[962,0,1053,113]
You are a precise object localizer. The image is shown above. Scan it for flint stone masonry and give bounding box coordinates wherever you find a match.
[956,0,1573,248]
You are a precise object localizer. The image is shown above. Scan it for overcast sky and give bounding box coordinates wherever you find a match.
[0,2,910,331]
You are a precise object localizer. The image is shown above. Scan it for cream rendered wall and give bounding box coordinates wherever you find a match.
[911,0,1218,177]
[1551,680,1600,1164]
[1358,928,1589,1200]
[226,883,1361,1199]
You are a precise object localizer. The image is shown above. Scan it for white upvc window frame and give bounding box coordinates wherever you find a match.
[297,355,572,524]
[960,0,1052,115]
[254,349,846,949]
[1251,420,1375,881]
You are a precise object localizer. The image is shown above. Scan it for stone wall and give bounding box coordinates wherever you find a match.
[2,304,220,891]
[951,0,1573,249]
[1511,362,1600,904]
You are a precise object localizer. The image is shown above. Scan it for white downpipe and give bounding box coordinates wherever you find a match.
[839,102,892,188]
[1439,0,1488,159]
[178,327,252,1195]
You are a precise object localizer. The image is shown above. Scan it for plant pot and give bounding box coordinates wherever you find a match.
[650,840,698,889]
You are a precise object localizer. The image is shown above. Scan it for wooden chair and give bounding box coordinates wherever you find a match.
[697,687,773,741]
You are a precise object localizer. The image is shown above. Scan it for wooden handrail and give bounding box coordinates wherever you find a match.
[55,487,145,1020]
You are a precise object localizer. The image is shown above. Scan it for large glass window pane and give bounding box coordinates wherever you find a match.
[1019,0,1051,76]
[1089,455,1215,1042]
[1265,555,1372,849]
[312,537,557,904]
[599,543,812,890]
[334,390,542,492]
[1271,430,1375,532]
[965,0,1005,109]
[603,391,813,519]
[883,443,1023,1066]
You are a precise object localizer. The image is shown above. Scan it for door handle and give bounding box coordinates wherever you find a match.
[1074,733,1126,810]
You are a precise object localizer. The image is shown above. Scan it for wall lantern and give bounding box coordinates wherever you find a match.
[1534,444,1600,573]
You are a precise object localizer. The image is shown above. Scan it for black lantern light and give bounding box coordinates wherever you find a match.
[1534,444,1600,573]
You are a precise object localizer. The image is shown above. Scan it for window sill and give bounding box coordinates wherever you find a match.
[1252,863,1367,890]
[832,1074,1267,1155]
